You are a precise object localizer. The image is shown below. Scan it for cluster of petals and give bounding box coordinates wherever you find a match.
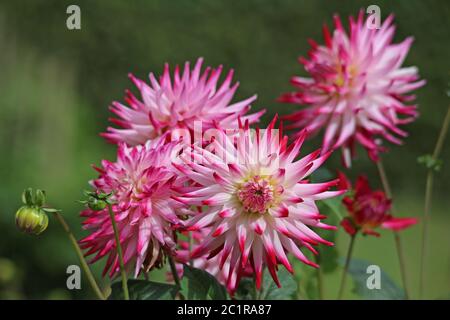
[173,117,345,293]
[103,58,264,146]
[280,10,425,166]
[339,173,417,237]
[80,136,188,277]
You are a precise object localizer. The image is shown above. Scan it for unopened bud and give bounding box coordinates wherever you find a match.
[15,206,48,235]
[80,190,113,211]
[87,197,107,211]
[15,188,59,236]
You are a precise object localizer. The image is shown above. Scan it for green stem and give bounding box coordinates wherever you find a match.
[376,160,410,300]
[315,253,324,300]
[394,231,409,300]
[337,233,356,300]
[107,204,129,300]
[167,254,181,288]
[188,232,194,266]
[167,254,185,300]
[431,105,450,159]
[376,160,392,198]
[52,212,105,300]
[419,105,450,299]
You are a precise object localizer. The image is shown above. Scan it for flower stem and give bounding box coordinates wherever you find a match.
[188,232,194,266]
[376,160,392,198]
[167,253,185,300]
[376,160,410,299]
[167,254,181,288]
[314,253,324,300]
[52,212,105,300]
[107,204,129,300]
[419,105,450,299]
[338,233,356,300]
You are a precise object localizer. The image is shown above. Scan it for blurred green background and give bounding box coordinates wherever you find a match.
[0,0,448,299]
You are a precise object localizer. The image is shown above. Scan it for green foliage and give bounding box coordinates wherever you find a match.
[345,259,405,300]
[236,268,297,300]
[180,265,228,300]
[109,280,178,300]
[260,268,297,300]
[310,167,334,182]
[417,154,442,171]
[317,193,347,274]
[320,196,346,221]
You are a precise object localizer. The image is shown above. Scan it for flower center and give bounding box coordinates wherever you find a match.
[237,176,276,214]
[333,63,358,89]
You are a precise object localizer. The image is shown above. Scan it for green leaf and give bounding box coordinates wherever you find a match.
[22,188,34,206]
[181,265,228,300]
[344,258,405,300]
[319,196,345,221]
[41,207,61,213]
[318,246,339,275]
[260,268,297,300]
[316,199,342,274]
[35,189,46,207]
[234,278,254,300]
[235,269,298,300]
[417,154,442,172]
[310,167,333,182]
[109,280,178,300]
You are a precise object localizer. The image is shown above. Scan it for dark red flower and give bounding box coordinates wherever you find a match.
[338,172,417,237]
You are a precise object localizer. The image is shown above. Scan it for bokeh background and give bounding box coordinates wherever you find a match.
[0,0,448,299]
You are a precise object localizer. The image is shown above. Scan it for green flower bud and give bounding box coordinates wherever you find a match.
[80,190,112,211]
[15,206,49,235]
[87,197,107,211]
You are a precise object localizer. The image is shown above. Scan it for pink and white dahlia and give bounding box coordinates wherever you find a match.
[173,117,345,293]
[103,58,264,146]
[80,136,188,277]
[280,11,425,166]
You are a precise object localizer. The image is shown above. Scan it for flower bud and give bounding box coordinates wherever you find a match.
[80,190,113,211]
[15,206,49,235]
[87,197,107,211]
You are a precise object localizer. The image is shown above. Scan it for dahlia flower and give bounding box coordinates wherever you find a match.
[280,11,425,167]
[339,173,417,237]
[80,136,188,277]
[173,117,345,293]
[103,58,264,146]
